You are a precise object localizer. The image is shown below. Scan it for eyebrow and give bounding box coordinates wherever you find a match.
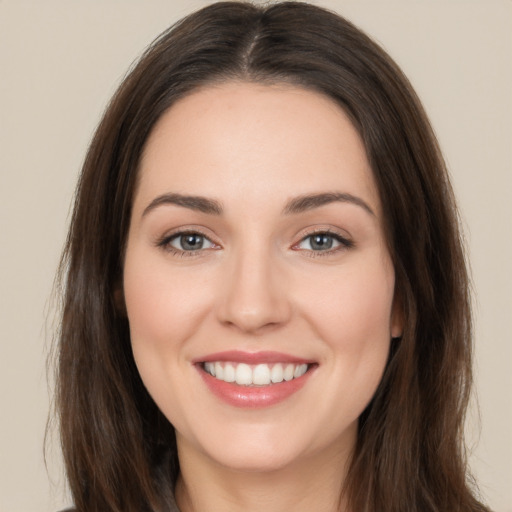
[282,192,375,216]
[142,193,223,217]
[142,191,374,217]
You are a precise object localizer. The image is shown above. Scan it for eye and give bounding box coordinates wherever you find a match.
[162,231,216,253]
[295,232,352,252]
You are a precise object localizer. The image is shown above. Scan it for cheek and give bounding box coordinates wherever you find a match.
[124,256,208,345]
[300,255,395,398]
[122,252,214,401]
[302,256,395,343]
[122,252,213,427]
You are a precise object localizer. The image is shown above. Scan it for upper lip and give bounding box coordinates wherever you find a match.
[192,350,313,365]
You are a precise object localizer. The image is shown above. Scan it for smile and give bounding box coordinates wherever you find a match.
[195,351,316,408]
[203,361,309,386]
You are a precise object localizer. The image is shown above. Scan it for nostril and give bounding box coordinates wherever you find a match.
[216,256,293,332]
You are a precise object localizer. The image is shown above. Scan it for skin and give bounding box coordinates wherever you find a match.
[123,82,402,512]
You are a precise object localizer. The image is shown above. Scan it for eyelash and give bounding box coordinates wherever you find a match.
[156,229,354,258]
[293,229,354,258]
[156,229,217,258]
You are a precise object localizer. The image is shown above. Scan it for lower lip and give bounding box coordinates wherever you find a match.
[197,365,314,408]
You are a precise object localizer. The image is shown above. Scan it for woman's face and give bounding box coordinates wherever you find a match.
[123,82,402,472]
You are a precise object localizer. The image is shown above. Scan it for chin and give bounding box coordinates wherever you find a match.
[184,416,350,475]
[206,444,303,473]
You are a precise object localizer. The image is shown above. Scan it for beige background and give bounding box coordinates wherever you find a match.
[0,1,510,511]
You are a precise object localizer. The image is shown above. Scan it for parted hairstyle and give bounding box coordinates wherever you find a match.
[54,2,490,511]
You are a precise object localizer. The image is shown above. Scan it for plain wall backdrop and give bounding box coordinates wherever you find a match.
[0,1,510,511]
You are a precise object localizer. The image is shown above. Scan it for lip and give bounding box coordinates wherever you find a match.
[193,350,311,365]
[194,351,316,408]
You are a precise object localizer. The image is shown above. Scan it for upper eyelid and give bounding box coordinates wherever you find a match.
[292,228,354,252]
[157,226,217,244]
[170,232,216,250]
[155,226,353,250]
[297,232,351,244]
[156,230,219,257]
[294,226,352,242]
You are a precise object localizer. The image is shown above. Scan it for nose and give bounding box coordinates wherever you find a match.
[216,246,292,334]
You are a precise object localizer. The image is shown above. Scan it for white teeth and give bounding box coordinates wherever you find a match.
[253,364,271,385]
[204,362,215,376]
[214,362,224,380]
[283,364,295,381]
[294,364,308,378]
[271,364,284,383]
[235,363,252,385]
[224,363,236,382]
[203,361,309,386]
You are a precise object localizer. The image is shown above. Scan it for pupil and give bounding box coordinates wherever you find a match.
[181,234,203,250]
[311,234,332,250]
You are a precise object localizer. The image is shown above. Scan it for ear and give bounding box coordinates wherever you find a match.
[390,293,404,339]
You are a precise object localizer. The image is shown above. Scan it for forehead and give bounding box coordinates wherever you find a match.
[136,81,380,216]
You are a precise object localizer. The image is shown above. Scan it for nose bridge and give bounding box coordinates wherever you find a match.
[217,237,291,333]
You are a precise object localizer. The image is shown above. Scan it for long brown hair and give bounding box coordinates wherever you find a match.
[55,2,489,511]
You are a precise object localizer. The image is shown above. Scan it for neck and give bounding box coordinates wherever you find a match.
[175,435,352,512]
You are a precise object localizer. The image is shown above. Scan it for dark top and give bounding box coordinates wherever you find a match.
[60,496,181,512]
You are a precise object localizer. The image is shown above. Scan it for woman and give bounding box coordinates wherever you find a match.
[55,2,490,511]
